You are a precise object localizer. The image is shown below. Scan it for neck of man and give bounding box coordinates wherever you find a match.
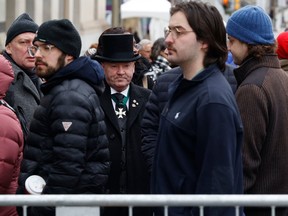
[181,60,204,80]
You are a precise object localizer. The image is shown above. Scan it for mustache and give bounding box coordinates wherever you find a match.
[167,45,175,50]
[35,59,47,66]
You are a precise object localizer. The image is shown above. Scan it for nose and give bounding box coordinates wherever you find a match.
[34,49,42,58]
[227,41,231,51]
[165,33,174,45]
[117,65,125,74]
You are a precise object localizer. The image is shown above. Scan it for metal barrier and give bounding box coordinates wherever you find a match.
[0,194,288,216]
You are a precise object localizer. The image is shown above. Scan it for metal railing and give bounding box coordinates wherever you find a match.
[0,194,288,216]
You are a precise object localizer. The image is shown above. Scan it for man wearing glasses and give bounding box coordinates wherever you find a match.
[2,13,42,139]
[151,2,244,216]
[17,19,110,216]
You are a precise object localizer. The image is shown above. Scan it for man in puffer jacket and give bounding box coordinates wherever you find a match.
[0,55,24,216]
[17,19,110,216]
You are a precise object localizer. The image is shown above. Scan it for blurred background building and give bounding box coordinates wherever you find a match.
[0,0,109,54]
[0,0,288,54]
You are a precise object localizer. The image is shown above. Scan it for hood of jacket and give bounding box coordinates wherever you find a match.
[0,55,14,99]
[41,56,104,94]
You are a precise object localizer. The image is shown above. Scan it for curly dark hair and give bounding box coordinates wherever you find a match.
[247,44,276,59]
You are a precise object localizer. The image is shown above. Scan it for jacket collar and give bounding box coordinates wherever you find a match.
[234,54,281,86]
[168,64,219,100]
[2,51,35,79]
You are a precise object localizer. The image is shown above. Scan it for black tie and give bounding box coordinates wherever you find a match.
[113,93,127,119]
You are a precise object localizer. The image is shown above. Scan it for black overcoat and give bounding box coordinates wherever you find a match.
[100,82,151,194]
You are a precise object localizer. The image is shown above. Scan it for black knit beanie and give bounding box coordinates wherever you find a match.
[33,19,82,58]
[5,13,38,45]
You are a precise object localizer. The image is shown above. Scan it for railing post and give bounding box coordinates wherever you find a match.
[235,206,239,216]
[271,206,276,216]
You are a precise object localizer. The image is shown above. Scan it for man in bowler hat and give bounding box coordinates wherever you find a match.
[94,32,152,216]
[17,19,110,216]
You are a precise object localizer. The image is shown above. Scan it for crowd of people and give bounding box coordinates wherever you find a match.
[1,1,288,216]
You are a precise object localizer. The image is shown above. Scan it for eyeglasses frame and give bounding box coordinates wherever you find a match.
[28,44,55,57]
[164,26,194,39]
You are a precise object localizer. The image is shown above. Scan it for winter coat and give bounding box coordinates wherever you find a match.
[151,64,244,216]
[142,65,237,173]
[223,63,237,93]
[279,58,288,72]
[2,51,42,132]
[100,82,151,216]
[17,57,110,216]
[234,55,288,216]
[141,67,181,172]
[0,55,24,216]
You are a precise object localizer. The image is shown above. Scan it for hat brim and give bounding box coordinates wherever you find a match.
[94,54,141,62]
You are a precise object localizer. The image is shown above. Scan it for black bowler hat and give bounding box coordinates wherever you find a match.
[94,34,140,62]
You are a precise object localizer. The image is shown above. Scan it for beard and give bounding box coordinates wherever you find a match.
[36,53,66,80]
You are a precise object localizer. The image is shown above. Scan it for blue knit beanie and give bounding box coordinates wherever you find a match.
[226,5,274,45]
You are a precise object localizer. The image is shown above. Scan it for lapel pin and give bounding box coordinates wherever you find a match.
[132,99,139,107]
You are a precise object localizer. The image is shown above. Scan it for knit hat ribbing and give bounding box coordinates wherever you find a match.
[226,5,274,45]
[276,32,288,59]
[33,19,82,58]
[5,13,38,45]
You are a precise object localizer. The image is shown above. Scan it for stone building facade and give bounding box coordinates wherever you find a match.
[0,0,110,54]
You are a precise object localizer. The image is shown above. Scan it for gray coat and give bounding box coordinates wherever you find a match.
[3,52,42,131]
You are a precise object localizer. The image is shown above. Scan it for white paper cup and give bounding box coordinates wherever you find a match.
[25,175,46,195]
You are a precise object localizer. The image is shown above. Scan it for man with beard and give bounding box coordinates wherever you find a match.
[17,19,110,216]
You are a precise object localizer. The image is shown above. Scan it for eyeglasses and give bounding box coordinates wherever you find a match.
[164,26,194,39]
[28,44,55,57]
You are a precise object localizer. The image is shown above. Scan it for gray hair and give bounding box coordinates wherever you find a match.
[138,39,152,50]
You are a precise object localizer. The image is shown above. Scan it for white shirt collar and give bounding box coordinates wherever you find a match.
[110,87,129,97]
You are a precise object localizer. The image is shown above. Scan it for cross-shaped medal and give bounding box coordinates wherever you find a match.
[115,107,126,119]
[112,93,128,119]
